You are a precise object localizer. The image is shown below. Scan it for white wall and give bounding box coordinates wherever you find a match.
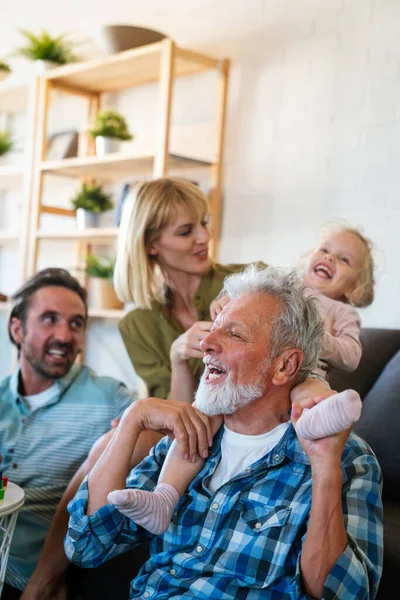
[0,0,399,384]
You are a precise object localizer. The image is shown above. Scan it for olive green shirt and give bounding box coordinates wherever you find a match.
[119,263,253,399]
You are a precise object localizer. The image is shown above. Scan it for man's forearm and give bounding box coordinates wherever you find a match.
[23,461,89,596]
[300,463,347,598]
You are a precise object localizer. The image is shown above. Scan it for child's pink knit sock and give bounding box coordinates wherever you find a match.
[107,483,180,535]
[294,389,362,440]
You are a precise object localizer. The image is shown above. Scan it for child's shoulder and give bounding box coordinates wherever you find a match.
[317,294,360,322]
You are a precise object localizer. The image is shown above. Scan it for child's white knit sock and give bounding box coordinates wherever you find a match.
[107,483,180,535]
[294,389,362,440]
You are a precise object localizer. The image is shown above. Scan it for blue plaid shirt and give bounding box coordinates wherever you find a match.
[65,425,383,600]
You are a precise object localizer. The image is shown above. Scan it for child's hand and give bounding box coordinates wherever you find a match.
[210,294,230,320]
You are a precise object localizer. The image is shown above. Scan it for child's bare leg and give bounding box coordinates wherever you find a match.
[108,414,222,534]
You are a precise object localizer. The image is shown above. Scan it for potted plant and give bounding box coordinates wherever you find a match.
[15,29,77,74]
[0,131,13,161]
[70,182,113,229]
[85,253,124,310]
[89,109,133,156]
[0,60,11,82]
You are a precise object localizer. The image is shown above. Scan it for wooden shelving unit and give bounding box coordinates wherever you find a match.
[40,152,212,181]
[0,75,39,283]
[27,39,230,322]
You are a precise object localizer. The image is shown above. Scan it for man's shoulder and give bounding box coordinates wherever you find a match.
[74,365,123,387]
[0,373,14,397]
[0,373,13,389]
[343,431,380,465]
[65,365,124,398]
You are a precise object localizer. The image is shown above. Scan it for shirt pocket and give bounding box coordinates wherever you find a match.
[214,502,296,589]
[241,502,291,533]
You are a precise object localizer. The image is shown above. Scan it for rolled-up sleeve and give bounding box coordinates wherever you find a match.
[295,451,383,599]
[65,437,171,568]
[65,477,150,568]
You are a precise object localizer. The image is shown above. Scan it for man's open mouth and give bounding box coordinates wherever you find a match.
[204,360,227,382]
[46,347,70,361]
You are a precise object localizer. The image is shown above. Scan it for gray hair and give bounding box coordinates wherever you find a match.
[223,264,325,383]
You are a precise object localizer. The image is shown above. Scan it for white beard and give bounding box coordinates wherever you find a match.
[195,371,265,415]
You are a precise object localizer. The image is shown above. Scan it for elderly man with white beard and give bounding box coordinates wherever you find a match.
[64,265,383,600]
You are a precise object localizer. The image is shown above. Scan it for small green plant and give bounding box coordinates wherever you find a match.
[0,131,13,156]
[0,60,11,74]
[85,254,115,280]
[71,183,113,213]
[16,29,76,65]
[89,110,133,141]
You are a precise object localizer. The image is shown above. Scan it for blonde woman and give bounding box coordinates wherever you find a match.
[114,177,251,403]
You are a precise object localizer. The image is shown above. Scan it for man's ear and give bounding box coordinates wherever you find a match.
[272,349,304,386]
[9,317,24,346]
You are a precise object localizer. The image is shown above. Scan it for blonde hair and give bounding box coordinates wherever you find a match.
[114,178,209,309]
[319,223,375,308]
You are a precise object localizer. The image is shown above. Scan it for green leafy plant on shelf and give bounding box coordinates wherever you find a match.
[0,131,13,157]
[0,60,11,74]
[71,183,113,213]
[15,29,76,65]
[85,254,115,281]
[89,110,133,140]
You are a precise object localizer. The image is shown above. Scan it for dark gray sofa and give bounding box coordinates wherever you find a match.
[330,327,400,600]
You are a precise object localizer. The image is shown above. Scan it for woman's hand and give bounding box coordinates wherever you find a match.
[210,294,230,320]
[170,321,212,364]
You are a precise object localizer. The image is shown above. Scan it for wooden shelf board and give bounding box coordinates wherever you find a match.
[0,230,18,243]
[88,308,126,319]
[0,165,24,190]
[0,78,30,113]
[41,152,212,181]
[44,43,219,92]
[35,227,119,241]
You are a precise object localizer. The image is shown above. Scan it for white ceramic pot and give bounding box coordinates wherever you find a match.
[76,208,99,229]
[95,136,120,157]
[35,60,58,75]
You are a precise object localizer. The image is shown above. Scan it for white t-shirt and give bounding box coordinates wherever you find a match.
[24,383,59,412]
[209,421,290,493]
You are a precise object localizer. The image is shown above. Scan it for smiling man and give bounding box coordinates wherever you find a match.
[0,268,138,599]
[65,265,383,600]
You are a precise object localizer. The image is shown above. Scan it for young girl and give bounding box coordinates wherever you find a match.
[108,225,375,534]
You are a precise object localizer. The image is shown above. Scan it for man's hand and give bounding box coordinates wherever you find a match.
[170,321,212,363]
[21,574,67,600]
[123,398,214,461]
[210,294,230,320]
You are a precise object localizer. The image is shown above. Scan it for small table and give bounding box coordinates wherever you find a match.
[0,482,25,598]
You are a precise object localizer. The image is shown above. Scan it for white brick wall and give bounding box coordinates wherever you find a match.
[0,0,399,384]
